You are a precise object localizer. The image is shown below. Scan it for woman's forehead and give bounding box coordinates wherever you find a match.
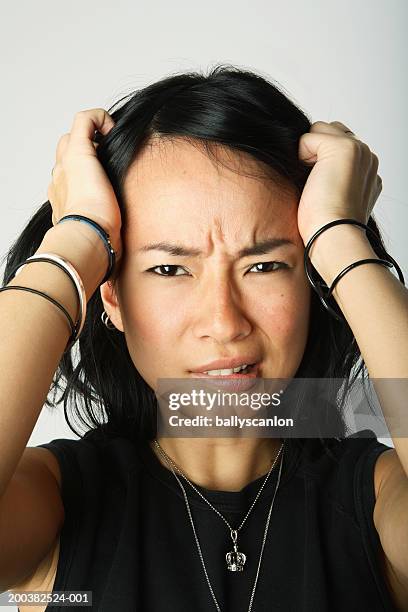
[123,138,299,232]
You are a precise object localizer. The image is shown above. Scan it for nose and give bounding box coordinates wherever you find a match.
[192,276,252,344]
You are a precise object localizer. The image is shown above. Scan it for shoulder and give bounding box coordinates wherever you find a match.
[373,447,408,611]
[298,434,408,608]
[294,432,393,530]
[37,428,143,496]
[373,446,402,502]
[295,430,391,483]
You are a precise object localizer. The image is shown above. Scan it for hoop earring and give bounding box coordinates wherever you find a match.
[101,309,116,330]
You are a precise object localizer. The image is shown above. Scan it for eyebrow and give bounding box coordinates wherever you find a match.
[137,237,295,258]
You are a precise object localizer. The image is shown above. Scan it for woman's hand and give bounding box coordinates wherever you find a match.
[47,108,123,263]
[297,120,383,245]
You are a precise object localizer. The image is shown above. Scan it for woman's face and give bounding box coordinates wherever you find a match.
[100,138,311,391]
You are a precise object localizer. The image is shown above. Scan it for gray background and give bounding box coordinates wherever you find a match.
[1,0,406,604]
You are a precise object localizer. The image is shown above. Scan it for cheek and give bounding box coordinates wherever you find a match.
[123,294,183,347]
[121,296,178,387]
[255,282,310,344]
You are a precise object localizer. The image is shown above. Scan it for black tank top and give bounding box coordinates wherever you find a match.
[35,428,396,611]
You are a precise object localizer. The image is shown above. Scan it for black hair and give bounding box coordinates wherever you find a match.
[2,64,387,466]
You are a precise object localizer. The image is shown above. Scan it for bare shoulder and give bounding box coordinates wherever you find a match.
[20,446,62,488]
[0,446,63,598]
[373,447,408,611]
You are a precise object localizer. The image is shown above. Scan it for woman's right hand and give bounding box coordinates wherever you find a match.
[47,108,123,266]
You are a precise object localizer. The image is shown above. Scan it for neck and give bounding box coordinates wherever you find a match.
[150,437,284,492]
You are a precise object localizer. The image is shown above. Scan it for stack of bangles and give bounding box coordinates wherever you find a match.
[0,214,116,353]
[303,218,405,322]
[0,216,405,353]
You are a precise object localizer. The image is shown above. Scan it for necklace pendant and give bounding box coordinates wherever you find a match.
[226,547,247,571]
[226,529,247,571]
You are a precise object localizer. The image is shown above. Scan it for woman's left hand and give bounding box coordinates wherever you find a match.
[297,121,383,245]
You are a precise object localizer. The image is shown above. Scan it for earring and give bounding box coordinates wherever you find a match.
[101,309,116,330]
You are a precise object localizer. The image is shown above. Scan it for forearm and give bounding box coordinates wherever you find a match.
[0,222,107,499]
[310,224,408,378]
[309,223,408,473]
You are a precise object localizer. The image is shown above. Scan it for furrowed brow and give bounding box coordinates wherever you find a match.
[137,237,295,258]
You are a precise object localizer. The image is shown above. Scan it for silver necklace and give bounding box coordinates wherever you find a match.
[153,439,285,612]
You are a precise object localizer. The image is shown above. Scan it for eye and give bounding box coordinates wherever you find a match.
[147,265,187,277]
[248,261,289,273]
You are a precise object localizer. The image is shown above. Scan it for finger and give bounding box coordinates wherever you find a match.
[56,132,99,158]
[309,120,357,138]
[369,176,383,215]
[298,130,359,165]
[69,108,115,144]
[328,120,356,136]
[56,133,70,163]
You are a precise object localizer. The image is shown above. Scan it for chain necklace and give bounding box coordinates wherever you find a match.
[152,439,285,612]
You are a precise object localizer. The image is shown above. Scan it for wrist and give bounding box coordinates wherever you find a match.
[307,223,379,287]
[40,223,110,298]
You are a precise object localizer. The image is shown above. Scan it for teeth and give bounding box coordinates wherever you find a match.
[203,364,248,376]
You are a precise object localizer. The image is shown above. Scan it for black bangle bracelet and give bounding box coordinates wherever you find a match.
[0,285,76,338]
[58,214,116,285]
[326,258,393,298]
[303,218,406,322]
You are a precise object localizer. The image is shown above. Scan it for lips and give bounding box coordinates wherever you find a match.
[189,357,260,373]
[189,362,260,378]
[189,362,261,392]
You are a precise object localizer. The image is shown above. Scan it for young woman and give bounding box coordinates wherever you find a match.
[0,65,407,611]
